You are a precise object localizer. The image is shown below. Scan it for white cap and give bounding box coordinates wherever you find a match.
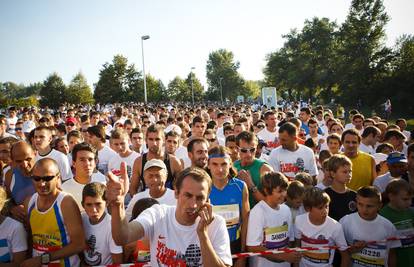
[373,153,387,165]
[164,124,182,136]
[143,159,167,172]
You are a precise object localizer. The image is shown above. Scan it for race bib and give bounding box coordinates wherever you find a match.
[351,242,386,267]
[264,224,289,249]
[212,204,240,227]
[301,234,330,265]
[394,219,414,248]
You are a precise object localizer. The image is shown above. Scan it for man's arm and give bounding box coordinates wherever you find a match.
[107,163,145,245]
[169,154,183,179]
[238,169,265,203]
[111,253,123,264]
[130,156,142,195]
[388,248,397,267]
[4,169,26,222]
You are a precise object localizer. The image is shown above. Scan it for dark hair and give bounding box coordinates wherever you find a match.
[174,167,212,194]
[130,198,159,222]
[225,135,236,144]
[146,124,164,138]
[187,138,208,153]
[362,126,381,138]
[82,182,106,203]
[35,125,52,133]
[207,146,237,177]
[235,131,257,146]
[326,133,341,144]
[328,154,352,173]
[192,116,205,126]
[304,138,317,149]
[341,128,361,143]
[376,143,394,153]
[278,122,297,136]
[130,127,143,138]
[110,129,129,140]
[0,136,19,146]
[264,110,276,120]
[287,180,306,199]
[319,150,333,164]
[67,130,83,142]
[259,172,289,196]
[308,118,318,126]
[303,187,330,210]
[407,143,414,157]
[384,129,406,141]
[165,130,180,139]
[357,186,381,202]
[352,114,364,121]
[385,179,413,196]
[72,142,97,162]
[87,125,106,143]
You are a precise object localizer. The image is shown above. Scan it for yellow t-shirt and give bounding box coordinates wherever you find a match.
[347,151,374,191]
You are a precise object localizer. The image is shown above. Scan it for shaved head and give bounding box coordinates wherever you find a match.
[33,158,60,176]
[11,141,35,160]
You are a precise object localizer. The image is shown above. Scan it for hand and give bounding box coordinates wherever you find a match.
[106,162,129,207]
[196,202,214,237]
[349,241,366,253]
[20,256,41,267]
[10,204,25,222]
[238,170,254,188]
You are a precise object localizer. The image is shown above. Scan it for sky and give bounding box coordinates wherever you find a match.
[0,0,413,90]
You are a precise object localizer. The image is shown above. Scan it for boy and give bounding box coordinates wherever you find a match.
[294,187,350,267]
[324,155,357,221]
[247,172,301,266]
[380,180,414,267]
[340,186,401,267]
[283,180,306,225]
[82,182,123,266]
[316,160,333,190]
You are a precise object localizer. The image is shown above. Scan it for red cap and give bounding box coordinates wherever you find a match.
[66,117,77,125]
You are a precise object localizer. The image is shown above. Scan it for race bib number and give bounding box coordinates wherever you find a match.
[351,242,386,267]
[264,224,289,249]
[301,234,330,264]
[212,204,240,227]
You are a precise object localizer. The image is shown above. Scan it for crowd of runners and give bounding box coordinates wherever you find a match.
[0,102,413,267]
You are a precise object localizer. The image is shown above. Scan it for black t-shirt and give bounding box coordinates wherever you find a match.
[324,187,357,221]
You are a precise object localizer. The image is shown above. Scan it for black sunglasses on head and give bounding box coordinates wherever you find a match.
[31,175,57,182]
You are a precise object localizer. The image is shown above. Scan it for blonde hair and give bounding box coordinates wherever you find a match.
[328,154,352,173]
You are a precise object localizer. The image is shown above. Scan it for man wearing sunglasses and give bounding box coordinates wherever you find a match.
[22,158,85,267]
[234,131,273,208]
[65,117,78,133]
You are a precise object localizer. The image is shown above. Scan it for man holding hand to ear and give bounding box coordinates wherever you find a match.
[107,164,232,267]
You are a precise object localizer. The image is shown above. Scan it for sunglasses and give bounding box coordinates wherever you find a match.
[67,123,75,126]
[257,125,265,129]
[207,138,216,142]
[31,175,57,182]
[239,147,256,153]
[15,127,22,131]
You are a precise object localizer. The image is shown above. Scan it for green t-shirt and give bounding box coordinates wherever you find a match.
[380,204,414,267]
[233,158,265,208]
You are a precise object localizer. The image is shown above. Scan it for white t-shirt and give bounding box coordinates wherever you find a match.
[257,127,279,154]
[340,212,401,267]
[359,143,376,155]
[126,188,176,222]
[247,200,293,267]
[134,204,232,266]
[373,172,400,193]
[36,149,73,182]
[269,145,318,180]
[0,217,27,263]
[82,212,122,266]
[295,213,348,267]
[108,151,140,179]
[61,172,107,209]
[97,146,117,175]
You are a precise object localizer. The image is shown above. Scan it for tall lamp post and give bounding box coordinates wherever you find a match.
[141,35,150,104]
[191,67,195,105]
[219,77,223,105]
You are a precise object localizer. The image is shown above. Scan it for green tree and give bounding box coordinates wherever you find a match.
[206,49,245,101]
[167,76,188,101]
[39,72,66,108]
[185,72,204,102]
[243,80,261,100]
[66,72,94,105]
[337,0,390,105]
[94,55,143,103]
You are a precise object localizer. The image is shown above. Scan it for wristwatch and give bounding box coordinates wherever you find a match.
[41,253,51,264]
[249,185,258,193]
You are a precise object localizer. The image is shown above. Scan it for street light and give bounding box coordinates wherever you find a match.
[191,67,195,105]
[219,77,223,105]
[141,35,150,104]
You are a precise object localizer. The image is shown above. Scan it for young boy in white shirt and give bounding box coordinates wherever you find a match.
[340,186,401,267]
[81,182,123,266]
[247,172,301,267]
[294,187,350,267]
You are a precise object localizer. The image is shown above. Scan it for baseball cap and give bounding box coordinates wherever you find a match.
[66,117,77,125]
[143,159,167,172]
[386,151,408,164]
[373,153,387,165]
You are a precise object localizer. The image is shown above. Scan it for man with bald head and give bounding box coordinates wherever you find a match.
[4,141,36,222]
[22,158,85,267]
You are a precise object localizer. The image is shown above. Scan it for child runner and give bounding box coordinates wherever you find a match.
[295,187,350,267]
[380,180,414,267]
[340,186,401,267]
[81,182,123,266]
[283,180,306,226]
[247,172,301,266]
